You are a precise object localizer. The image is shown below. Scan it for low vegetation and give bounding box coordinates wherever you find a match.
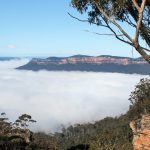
[56,115,133,150]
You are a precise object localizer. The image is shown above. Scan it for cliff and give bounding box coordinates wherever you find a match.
[130,115,150,150]
[17,55,150,74]
[26,55,147,65]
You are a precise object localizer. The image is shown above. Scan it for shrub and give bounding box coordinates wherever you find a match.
[128,78,150,120]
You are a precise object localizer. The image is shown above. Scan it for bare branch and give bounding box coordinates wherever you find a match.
[84,30,124,36]
[68,13,93,23]
[93,0,133,42]
[68,12,107,28]
[140,46,150,52]
[102,19,133,46]
[124,14,136,28]
[68,12,131,45]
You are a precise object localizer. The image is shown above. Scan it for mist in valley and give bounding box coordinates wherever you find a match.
[0,59,147,132]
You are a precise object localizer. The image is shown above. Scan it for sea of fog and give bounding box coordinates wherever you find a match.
[0,59,148,132]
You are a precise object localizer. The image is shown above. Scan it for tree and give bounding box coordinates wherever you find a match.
[70,0,150,63]
[0,113,12,135]
[14,114,36,129]
[128,78,150,120]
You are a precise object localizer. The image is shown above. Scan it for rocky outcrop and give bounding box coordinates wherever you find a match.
[130,115,150,150]
[17,55,150,74]
[0,129,33,150]
[8,128,33,143]
[31,55,147,65]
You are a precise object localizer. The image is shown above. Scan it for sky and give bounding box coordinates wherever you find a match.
[0,0,141,57]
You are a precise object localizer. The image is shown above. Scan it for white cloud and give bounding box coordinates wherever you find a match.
[7,44,17,49]
[0,59,148,132]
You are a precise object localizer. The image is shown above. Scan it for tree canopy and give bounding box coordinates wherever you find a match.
[128,78,150,119]
[71,0,150,63]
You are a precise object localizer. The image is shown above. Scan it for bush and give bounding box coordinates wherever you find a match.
[128,78,150,120]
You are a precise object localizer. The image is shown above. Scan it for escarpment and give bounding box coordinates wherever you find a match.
[130,115,150,150]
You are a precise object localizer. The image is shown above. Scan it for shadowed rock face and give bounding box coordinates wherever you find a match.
[130,115,150,150]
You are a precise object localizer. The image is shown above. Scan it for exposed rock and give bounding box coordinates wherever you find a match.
[0,129,33,149]
[17,55,150,74]
[9,128,33,143]
[31,55,147,65]
[130,115,150,150]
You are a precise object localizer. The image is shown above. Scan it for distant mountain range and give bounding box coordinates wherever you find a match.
[0,57,18,61]
[17,55,150,75]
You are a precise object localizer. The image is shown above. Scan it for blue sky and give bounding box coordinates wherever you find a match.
[0,0,140,57]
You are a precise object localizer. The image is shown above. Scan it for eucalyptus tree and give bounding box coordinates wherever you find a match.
[70,0,150,63]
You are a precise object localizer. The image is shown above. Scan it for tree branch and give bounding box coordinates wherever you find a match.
[68,12,132,44]
[135,47,150,62]
[84,30,123,36]
[68,13,94,23]
[134,0,147,43]
[93,0,133,42]
[106,24,133,46]
[124,14,136,28]
[132,0,141,11]
[140,46,150,52]
[93,0,150,63]
[70,1,150,63]
[68,12,107,27]
[68,12,134,46]
[68,12,133,46]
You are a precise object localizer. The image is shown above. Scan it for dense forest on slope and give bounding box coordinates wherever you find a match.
[56,114,133,150]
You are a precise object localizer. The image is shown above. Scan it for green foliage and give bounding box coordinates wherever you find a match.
[71,0,129,22]
[128,78,150,120]
[71,0,150,31]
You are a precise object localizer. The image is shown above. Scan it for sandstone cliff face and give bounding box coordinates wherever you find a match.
[31,55,147,65]
[130,115,150,150]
